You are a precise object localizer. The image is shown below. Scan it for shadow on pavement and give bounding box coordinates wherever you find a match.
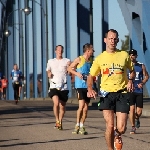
[0,137,100,148]
[0,101,98,115]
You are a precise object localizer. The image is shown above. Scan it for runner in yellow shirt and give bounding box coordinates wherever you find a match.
[87,29,135,150]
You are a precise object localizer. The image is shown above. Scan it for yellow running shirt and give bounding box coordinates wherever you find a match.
[90,50,134,92]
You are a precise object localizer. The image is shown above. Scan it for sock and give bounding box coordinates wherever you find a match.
[115,129,121,136]
[76,123,80,126]
[80,122,83,127]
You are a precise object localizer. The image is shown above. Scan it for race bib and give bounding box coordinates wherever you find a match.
[55,83,63,90]
[99,89,109,97]
[13,76,18,81]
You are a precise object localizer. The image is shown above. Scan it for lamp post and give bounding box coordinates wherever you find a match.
[23,0,48,98]
[4,1,47,99]
[4,8,27,100]
[24,0,46,16]
[4,8,31,37]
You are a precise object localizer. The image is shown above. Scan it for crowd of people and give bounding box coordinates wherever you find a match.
[46,29,149,150]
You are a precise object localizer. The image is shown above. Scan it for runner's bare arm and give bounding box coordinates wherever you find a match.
[142,64,149,84]
[67,57,83,79]
[128,69,135,80]
[127,69,135,92]
[87,75,94,90]
[87,74,97,99]
[47,70,53,78]
[67,61,72,75]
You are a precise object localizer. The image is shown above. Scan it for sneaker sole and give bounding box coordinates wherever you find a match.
[54,126,61,129]
[58,127,63,130]
[114,144,123,150]
[114,137,123,150]
[130,132,135,134]
[72,131,79,134]
[79,131,88,135]
[114,148,122,150]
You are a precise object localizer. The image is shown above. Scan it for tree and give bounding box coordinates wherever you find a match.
[121,35,129,51]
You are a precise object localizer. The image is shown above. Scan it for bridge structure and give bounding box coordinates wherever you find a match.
[118,0,150,97]
[0,0,149,100]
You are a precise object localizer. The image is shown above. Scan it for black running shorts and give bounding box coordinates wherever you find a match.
[129,92,143,108]
[98,92,130,113]
[49,88,69,102]
[76,88,91,103]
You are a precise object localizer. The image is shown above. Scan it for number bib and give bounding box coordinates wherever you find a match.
[99,89,109,97]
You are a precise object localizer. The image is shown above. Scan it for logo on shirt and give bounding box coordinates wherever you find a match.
[102,63,124,77]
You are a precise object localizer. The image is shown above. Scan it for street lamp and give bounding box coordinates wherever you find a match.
[4,0,47,98]
[23,0,46,16]
[24,0,47,97]
[4,8,31,37]
[4,7,27,99]
[4,29,11,37]
[23,7,32,15]
[30,0,46,15]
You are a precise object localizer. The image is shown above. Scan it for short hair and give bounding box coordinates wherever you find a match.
[105,29,119,38]
[83,43,93,53]
[55,45,64,52]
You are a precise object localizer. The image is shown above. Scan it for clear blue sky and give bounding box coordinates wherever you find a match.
[109,0,129,49]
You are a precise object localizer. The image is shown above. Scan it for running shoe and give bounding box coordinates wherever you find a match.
[130,127,136,134]
[72,125,80,134]
[114,135,123,150]
[79,126,88,135]
[54,121,60,129]
[58,123,63,130]
[135,119,140,128]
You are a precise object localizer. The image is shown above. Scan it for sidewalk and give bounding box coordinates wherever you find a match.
[22,97,150,117]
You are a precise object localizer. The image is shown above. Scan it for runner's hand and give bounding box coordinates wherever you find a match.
[48,72,53,78]
[127,81,134,92]
[137,83,143,88]
[76,72,83,79]
[87,89,97,99]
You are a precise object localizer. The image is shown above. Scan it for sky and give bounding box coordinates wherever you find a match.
[109,0,129,49]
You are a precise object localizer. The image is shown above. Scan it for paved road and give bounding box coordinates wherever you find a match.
[0,100,150,150]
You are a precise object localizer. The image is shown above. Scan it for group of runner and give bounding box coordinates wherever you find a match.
[46,29,149,150]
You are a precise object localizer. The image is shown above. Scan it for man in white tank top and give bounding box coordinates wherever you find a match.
[46,45,71,130]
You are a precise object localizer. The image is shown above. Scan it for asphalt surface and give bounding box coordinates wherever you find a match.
[0,99,150,150]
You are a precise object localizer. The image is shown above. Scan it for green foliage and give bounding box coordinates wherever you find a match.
[121,35,129,51]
